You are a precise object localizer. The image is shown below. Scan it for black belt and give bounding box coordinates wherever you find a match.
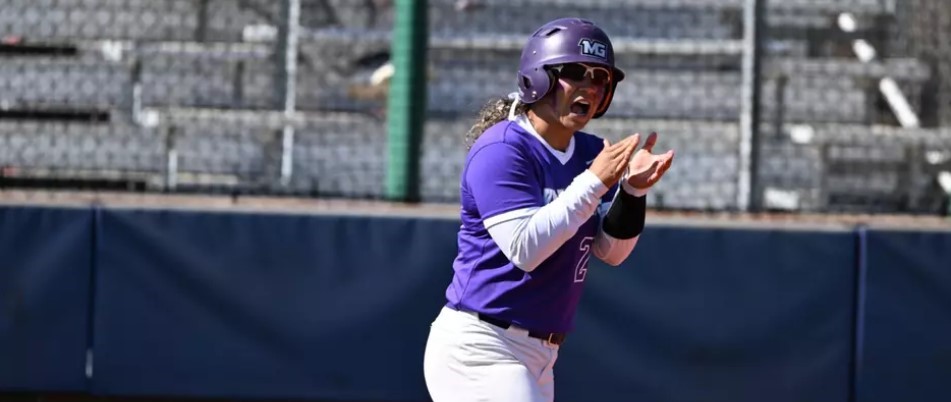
[477,313,567,346]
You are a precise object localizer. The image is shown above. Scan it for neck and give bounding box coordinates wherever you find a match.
[526,110,572,151]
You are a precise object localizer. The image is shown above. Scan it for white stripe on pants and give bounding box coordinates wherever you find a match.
[423,306,559,402]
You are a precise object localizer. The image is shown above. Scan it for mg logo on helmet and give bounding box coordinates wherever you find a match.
[578,39,607,59]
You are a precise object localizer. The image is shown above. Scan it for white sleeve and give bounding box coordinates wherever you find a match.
[591,180,648,266]
[483,170,607,272]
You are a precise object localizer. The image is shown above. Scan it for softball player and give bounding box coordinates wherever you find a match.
[423,18,675,402]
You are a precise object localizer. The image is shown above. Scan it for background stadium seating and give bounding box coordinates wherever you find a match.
[1,0,949,214]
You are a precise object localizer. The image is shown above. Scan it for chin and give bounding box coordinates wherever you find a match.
[563,115,591,132]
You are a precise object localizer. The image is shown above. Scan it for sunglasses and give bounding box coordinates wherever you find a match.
[550,63,612,86]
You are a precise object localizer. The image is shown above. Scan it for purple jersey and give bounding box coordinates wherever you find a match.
[445,119,616,334]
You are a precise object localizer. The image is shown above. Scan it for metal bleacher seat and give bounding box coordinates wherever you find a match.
[0,0,280,109]
[819,125,951,213]
[762,77,869,125]
[762,57,931,124]
[0,120,165,184]
[0,57,129,110]
[425,67,518,116]
[0,0,294,42]
[428,0,737,40]
[292,113,387,198]
[1,0,198,42]
[756,122,951,213]
[139,53,272,109]
[612,70,742,121]
[817,142,916,213]
[171,121,269,179]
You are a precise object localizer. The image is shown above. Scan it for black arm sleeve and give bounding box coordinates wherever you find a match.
[601,189,646,239]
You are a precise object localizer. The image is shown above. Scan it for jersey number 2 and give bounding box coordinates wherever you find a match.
[574,236,594,283]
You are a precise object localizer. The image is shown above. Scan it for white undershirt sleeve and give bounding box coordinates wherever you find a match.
[483,170,607,272]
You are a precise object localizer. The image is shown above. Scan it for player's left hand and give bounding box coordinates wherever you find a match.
[626,132,675,190]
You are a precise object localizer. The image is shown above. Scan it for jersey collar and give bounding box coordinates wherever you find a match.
[512,114,575,165]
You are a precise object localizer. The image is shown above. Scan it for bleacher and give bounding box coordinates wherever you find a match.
[1,0,949,214]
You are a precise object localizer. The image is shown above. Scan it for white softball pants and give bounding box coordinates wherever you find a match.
[423,306,560,402]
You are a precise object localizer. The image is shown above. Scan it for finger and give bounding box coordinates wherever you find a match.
[661,150,675,170]
[648,151,673,170]
[602,138,611,151]
[629,132,641,149]
[641,132,658,153]
[653,154,674,179]
[612,136,633,155]
[608,134,638,158]
[614,133,639,148]
[620,133,640,156]
[623,138,639,161]
[615,138,638,168]
[650,168,666,185]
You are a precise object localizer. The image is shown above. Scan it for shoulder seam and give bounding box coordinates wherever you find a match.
[467,122,527,160]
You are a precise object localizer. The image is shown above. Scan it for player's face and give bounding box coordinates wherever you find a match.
[538,63,611,132]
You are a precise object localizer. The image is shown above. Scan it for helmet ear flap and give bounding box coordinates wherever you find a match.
[545,68,558,97]
[517,67,555,103]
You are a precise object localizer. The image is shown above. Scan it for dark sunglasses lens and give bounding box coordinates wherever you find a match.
[558,64,587,81]
[557,64,611,85]
[591,69,610,85]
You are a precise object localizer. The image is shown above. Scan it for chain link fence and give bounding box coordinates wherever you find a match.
[757,0,951,214]
[0,0,393,198]
[1,0,949,215]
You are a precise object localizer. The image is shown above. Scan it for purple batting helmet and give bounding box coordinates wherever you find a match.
[517,18,625,118]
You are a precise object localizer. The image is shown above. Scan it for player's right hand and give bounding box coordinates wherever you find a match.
[588,133,640,188]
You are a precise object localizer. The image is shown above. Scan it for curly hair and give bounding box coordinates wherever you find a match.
[465,96,530,150]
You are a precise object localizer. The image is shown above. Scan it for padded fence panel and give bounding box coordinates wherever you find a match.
[857,229,951,402]
[556,226,857,402]
[0,206,94,392]
[92,210,457,401]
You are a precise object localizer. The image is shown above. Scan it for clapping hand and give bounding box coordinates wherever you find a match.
[588,133,640,188]
[625,132,674,190]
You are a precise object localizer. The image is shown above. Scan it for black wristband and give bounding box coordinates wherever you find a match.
[602,189,646,239]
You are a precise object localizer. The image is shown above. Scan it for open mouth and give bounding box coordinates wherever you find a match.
[570,99,591,116]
